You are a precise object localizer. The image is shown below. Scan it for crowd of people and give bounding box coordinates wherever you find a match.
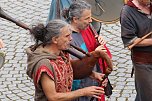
[26,0,113,101]
[1,0,152,101]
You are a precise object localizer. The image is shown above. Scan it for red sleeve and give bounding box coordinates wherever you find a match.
[34,65,55,86]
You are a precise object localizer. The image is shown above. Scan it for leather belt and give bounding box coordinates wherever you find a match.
[132,51,152,64]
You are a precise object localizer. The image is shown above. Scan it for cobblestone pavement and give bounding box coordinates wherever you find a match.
[0,0,136,101]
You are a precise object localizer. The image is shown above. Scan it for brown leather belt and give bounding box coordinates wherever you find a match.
[132,51,152,64]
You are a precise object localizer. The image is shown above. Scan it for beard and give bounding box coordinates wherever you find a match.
[79,24,90,30]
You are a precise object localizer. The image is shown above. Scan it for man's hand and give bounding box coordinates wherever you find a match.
[95,45,107,53]
[90,71,108,87]
[95,35,106,45]
[80,86,104,99]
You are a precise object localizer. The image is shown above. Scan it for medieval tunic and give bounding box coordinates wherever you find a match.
[120,2,152,101]
[26,46,73,101]
[71,30,99,101]
[71,26,112,101]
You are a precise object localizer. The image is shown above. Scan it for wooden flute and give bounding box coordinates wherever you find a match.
[0,7,90,59]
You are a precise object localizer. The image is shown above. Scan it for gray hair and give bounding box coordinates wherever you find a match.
[63,0,91,21]
[30,19,69,48]
[46,19,69,38]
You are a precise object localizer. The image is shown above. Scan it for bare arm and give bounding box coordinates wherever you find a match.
[41,73,104,101]
[133,38,152,47]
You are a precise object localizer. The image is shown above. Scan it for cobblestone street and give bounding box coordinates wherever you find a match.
[0,0,136,101]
